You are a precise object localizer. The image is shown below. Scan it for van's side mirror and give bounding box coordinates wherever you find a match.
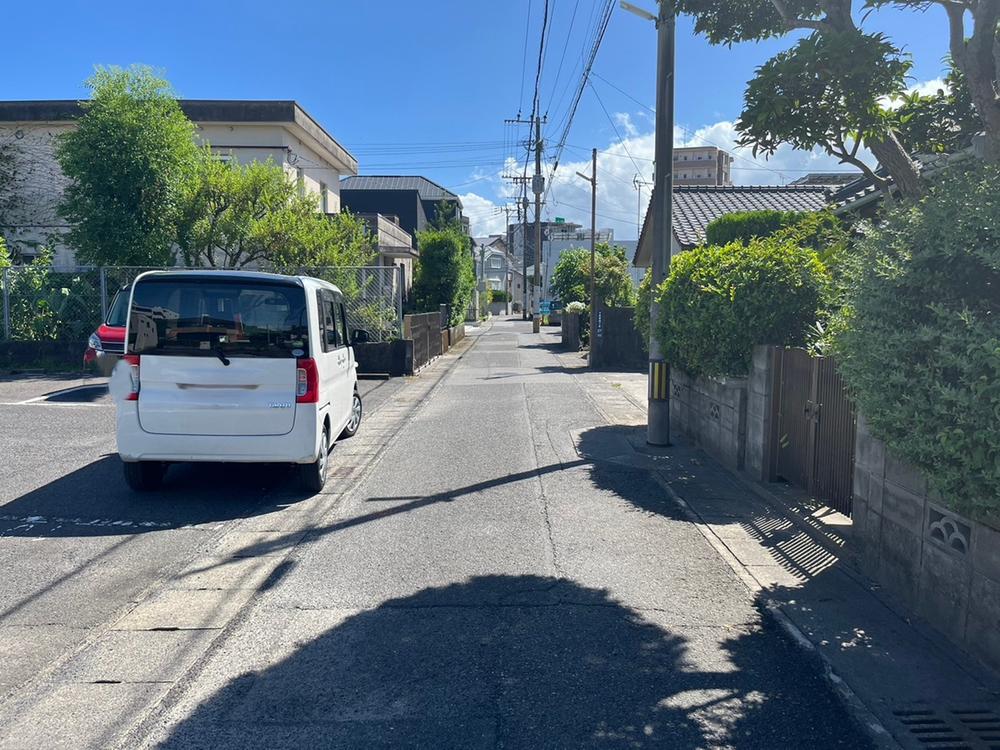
[351,329,371,345]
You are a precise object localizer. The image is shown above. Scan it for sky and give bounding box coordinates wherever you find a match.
[1,1,952,239]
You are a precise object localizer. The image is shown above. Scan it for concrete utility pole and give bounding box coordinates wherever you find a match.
[521,194,530,319]
[648,1,675,446]
[532,114,544,333]
[576,149,597,366]
[622,0,674,446]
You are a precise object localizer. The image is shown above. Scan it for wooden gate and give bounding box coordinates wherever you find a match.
[774,348,857,515]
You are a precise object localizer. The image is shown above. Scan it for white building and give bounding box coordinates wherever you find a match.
[0,100,358,267]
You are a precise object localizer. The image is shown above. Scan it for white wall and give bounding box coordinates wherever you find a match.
[0,123,75,267]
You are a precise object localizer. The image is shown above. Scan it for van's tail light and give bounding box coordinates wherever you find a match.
[124,354,140,401]
[296,358,318,403]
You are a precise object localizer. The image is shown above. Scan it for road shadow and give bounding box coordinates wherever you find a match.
[43,384,109,403]
[0,455,308,537]
[158,574,868,749]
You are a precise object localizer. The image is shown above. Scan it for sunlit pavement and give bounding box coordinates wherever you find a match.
[0,320,871,749]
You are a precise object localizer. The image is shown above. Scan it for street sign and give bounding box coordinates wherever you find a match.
[539,300,552,314]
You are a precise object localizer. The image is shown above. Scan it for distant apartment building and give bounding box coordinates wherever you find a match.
[0,99,358,267]
[673,146,733,186]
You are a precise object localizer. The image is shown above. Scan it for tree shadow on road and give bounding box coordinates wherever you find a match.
[157,574,868,749]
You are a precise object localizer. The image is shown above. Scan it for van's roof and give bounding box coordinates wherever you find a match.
[134,269,342,293]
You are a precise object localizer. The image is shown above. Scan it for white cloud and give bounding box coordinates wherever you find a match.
[614,112,639,137]
[459,115,876,240]
[460,192,507,237]
[880,77,951,109]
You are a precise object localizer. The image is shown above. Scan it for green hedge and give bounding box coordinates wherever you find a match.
[704,210,805,247]
[654,238,829,377]
[834,164,1000,519]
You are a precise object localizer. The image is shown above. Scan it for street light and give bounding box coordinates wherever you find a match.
[621,0,674,446]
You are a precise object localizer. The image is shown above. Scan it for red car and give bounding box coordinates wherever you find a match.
[83,287,128,375]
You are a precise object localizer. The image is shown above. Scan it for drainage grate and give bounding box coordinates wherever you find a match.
[892,707,1000,750]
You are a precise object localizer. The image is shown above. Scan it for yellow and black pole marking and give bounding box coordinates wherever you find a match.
[649,360,669,401]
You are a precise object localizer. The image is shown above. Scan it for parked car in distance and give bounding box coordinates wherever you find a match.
[83,287,128,376]
[110,270,363,493]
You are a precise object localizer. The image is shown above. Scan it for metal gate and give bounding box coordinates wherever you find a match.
[774,347,857,515]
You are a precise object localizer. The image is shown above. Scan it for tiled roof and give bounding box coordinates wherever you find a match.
[672,185,830,247]
[340,175,461,205]
[634,185,831,266]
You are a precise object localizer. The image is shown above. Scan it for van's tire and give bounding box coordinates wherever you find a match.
[300,425,330,493]
[340,390,363,439]
[122,460,165,491]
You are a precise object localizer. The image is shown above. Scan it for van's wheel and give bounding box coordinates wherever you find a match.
[300,425,330,493]
[340,390,363,439]
[122,460,165,491]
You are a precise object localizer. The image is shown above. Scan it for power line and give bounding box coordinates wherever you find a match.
[518,0,534,118]
[587,79,645,178]
[543,0,615,205]
[544,0,581,119]
[531,0,551,119]
[590,71,656,114]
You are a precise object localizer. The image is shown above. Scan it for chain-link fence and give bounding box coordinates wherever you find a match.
[1,265,403,343]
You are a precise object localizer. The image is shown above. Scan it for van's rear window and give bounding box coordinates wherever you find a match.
[127,278,308,358]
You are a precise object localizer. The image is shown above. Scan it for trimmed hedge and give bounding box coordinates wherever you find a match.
[704,210,804,246]
[654,238,829,377]
[834,164,1000,520]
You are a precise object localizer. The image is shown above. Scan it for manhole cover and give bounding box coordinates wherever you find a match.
[892,707,1000,749]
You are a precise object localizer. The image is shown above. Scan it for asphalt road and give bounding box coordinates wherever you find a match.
[0,374,399,696]
[0,324,872,748]
[146,320,871,749]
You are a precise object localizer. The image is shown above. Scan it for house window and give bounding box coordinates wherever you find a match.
[489,256,503,269]
[320,182,329,213]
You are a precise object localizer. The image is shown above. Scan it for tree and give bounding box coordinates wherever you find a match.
[548,243,637,308]
[892,64,984,156]
[411,227,475,326]
[870,0,1000,162]
[176,150,376,271]
[673,1,1000,195]
[56,66,198,266]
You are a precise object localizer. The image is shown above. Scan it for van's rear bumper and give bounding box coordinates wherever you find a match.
[116,402,322,464]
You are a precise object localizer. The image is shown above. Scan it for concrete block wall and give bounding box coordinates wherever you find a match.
[670,368,748,471]
[745,346,778,482]
[853,414,1000,673]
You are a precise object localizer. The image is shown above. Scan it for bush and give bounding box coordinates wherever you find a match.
[635,269,652,350]
[654,238,829,377]
[411,228,475,327]
[490,290,510,303]
[704,210,804,247]
[833,164,1000,519]
[549,243,636,308]
[564,300,586,314]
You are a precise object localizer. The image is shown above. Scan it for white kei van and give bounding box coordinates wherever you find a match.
[111,270,364,492]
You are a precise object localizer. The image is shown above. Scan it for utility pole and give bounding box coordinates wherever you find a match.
[576,148,597,366]
[621,0,674,446]
[521,194,530,319]
[532,114,544,333]
[648,1,675,446]
[632,173,652,230]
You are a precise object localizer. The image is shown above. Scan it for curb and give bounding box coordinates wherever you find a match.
[651,471,900,750]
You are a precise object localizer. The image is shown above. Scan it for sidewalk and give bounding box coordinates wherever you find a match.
[562,344,1000,750]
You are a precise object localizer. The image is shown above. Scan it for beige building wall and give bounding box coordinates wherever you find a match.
[1,119,349,267]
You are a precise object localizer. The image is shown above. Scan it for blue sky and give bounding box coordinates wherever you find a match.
[2,1,952,238]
